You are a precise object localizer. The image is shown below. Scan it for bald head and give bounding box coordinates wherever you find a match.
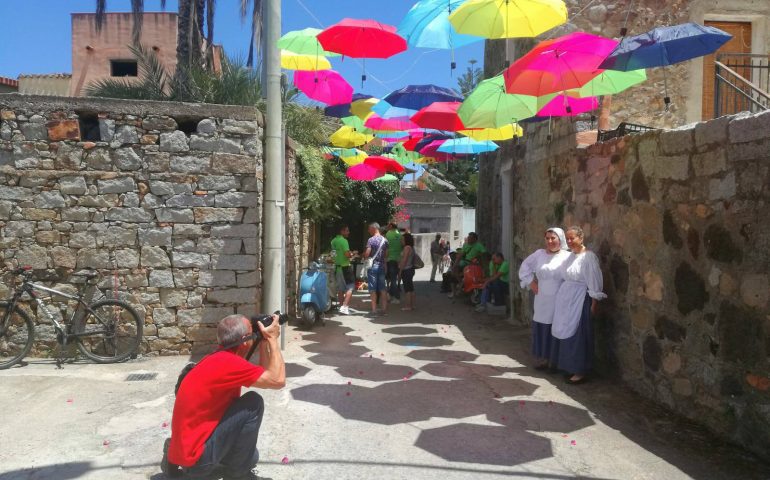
[217,315,250,348]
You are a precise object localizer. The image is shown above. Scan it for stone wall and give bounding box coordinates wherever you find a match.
[0,94,299,356]
[480,110,770,459]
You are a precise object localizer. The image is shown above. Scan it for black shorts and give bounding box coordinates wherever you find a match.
[336,266,355,292]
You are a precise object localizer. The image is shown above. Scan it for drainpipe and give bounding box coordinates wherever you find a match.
[263,0,285,346]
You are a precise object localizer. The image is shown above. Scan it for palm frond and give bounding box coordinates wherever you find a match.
[95,0,107,32]
[85,44,171,101]
[246,0,264,70]
[206,0,215,45]
[131,0,144,45]
[160,0,167,9]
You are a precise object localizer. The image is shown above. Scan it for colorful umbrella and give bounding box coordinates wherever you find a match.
[330,125,374,148]
[383,84,464,111]
[347,163,385,181]
[599,23,732,71]
[449,0,568,39]
[281,50,331,71]
[324,93,375,118]
[504,33,618,96]
[398,0,481,49]
[365,155,407,173]
[572,69,647,98]
[459,124,523,141]
[537,94,599,117]
[341,115,370,131]
[411,102,466,131]
[364,115,420,132]
[371,100,419,119]
[419,140,458,162]
[414,133,455,152]
[338,148,368,166]
[374,174,400,183]
[294,70,353,105]
[350,97,380,119]
[438,138,499,154]
[318,19,407,58]
[458,75,537,128]
[278,28,340,57]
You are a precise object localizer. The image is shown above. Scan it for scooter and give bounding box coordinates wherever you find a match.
[298,258,335,328]
[462,259,486,305]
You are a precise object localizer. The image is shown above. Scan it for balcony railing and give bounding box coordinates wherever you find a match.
[714,53,770,118]
[597,122,658,142]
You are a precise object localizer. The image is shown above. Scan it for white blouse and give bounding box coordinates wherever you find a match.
[518,249,571,325]
[552,250,607,339]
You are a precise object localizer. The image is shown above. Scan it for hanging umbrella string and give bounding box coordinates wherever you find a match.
[621,0,634,38]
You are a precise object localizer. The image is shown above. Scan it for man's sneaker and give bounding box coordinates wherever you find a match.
[339,306,350,315]
[160,438,183,478]
[474,304,486,313]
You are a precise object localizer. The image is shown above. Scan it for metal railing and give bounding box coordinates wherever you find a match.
[597,122,658,142]
[714,53,770,118]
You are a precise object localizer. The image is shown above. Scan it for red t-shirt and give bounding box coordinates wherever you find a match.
[168,351,265,467]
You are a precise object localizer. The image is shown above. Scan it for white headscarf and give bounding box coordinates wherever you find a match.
[546,227,569,251]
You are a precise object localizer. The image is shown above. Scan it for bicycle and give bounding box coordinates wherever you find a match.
[0,267,143,369]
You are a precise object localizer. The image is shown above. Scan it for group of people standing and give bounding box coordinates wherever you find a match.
[518,226,606,384]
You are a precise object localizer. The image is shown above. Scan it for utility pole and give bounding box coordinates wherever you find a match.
[263,0,285,347]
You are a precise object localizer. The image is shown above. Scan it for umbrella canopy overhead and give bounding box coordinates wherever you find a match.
[599,22,732,71]
[341,115,370,131]
[438,137,499,154]
[459,124,524,141]
[338,148,368,166]
[278,28,341,57]
[383,84,464,111]
[458,75,537,128]
[571,69,647,98]
[504,32,618,96]
[419,139,458,162]
[374,174,400,182]
[324,93,376,118]
[449,0,568,39]
[318,18,408,59]
[347,163,385,181]
[365,155,407,173]
[294,70,353,105]
[331,125,374,148]
[411,102,466,131]
[281,51,331,71]
[537,94,599,116]
[398,0,482,49]
[364,115,420,132]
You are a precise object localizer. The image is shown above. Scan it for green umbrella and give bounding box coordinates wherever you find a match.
[341,115,368,131]
[374,174,399,182]
[458,75,538,129]
[573,69,647,98]
[390,142,421,165]
[278,28,340,57]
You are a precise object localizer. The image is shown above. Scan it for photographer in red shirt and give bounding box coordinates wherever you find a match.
[163,314,285,480]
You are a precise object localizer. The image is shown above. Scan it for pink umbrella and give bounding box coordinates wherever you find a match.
[347,163,385,181]
[505,33,618,96]
[293,70,353,105]
[419,140,457,162]
[364,156,406,173]
[538,95,599,117]
[365,115,420,132]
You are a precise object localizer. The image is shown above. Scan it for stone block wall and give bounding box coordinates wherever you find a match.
[0,94,278,356]
[484,110,770,459]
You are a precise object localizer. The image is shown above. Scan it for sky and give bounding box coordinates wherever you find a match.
[0,0,485,98]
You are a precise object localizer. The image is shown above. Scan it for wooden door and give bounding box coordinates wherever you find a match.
[702,21,752,120]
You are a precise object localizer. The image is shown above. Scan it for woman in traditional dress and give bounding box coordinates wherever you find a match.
[518,227,571,370]
[551,226,606,384]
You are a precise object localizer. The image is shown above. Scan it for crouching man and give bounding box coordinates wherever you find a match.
[162,314,286,480]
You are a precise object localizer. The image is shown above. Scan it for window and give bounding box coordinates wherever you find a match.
[454,230,460,240]
[111,60,138,77]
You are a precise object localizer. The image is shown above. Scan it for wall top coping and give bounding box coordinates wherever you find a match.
[0,93,264,125]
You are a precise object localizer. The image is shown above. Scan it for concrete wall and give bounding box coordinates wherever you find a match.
[0,94,299,356]
[70,13,178,96]
[19,75,72,97]
[478,110,770,459]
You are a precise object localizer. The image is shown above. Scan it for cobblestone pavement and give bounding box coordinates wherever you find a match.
[1,269,769,480]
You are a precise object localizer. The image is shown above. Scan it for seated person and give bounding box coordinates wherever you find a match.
[449,233,486,297]
[162,314,286,480]
[475,252,510,312]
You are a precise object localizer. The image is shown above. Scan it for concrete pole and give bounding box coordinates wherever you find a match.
[263,0,285,329]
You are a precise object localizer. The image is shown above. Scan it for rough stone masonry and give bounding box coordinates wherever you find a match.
[0,94,281,356]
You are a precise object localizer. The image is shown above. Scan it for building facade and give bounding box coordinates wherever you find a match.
[18,74,72,96]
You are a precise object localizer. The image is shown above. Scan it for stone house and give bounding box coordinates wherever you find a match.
[474,0,770,462]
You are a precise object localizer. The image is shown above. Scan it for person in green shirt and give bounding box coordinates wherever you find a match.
[331,225,357,315]
[475,252,509,313]
[384,223,403,303]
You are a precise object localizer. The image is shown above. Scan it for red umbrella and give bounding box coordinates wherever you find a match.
[347,164,385,181]
[402,135,426,151]
[410,102,466,131]
[364,155,406,173]
[318,19,407,59]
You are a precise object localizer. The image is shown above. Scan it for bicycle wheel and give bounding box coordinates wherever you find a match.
[0,302,34,370]
[76,299,143,363]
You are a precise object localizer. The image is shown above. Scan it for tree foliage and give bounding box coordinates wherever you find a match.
[296,146,344,224]
[457,59,483,97]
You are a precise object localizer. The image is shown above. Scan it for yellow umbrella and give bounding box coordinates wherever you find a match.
[280,50,331,71]
[330,126,374,148]
[339,149,368,166]
[449,0,568,39]
[459,124,524,141]
[350,98,380,120]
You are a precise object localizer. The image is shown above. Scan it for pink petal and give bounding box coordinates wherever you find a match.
[281,456,290,465]
[103,440,110,446]
[571,440,577,446]
[347,381,352,385]
[66,399,73,403]
[162,422,169,428]
[346,392,351,396]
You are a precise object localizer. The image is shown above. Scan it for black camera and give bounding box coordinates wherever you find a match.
[249,312,289,343]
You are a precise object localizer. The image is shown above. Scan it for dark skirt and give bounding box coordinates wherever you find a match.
[531,321,552,359]
[549,294,594,375]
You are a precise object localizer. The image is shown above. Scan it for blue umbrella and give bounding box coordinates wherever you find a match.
[438,138,499,154]
[371,100,419,119]
[398,0,482,71]
[324,93,374,118]
[383,84,463,111]
[599,23,732,71]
